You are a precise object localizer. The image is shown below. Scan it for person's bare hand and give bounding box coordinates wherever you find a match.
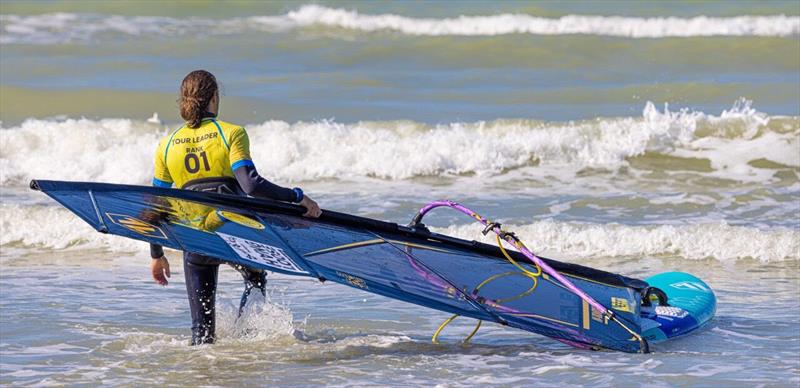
[150,256,171,286]
[300,196,322,218]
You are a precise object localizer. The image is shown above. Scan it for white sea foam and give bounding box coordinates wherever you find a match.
[433,220,799,262]
[2,6,798,44]
[0,204,148,252]
[281,5,800,38]
[0,117,162,186]
[1,101,796,185]
[216,297,298,344]
[2,204,796,262]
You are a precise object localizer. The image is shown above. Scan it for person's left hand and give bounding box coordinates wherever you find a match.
[300,196,322,218]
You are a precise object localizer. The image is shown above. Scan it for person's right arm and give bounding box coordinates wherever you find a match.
[233,163,296,201]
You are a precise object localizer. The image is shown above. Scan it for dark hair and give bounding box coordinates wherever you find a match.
[179,70,218,128]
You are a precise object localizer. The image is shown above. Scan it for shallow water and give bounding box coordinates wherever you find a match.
[1,1,799,386]
[1,252,798,386]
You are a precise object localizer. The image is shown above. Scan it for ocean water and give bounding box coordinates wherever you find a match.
[1,1,799,386]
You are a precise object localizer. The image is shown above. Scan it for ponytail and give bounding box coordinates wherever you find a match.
[179,70,218,128]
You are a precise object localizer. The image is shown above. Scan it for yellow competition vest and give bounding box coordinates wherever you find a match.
[152,117,253,189]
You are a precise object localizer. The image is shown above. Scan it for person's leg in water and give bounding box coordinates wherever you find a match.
[232,264,267,317]
[184,252,224,345]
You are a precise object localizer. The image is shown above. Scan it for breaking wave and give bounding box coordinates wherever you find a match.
[434,220,799,263]
[2,5,798,44]
[1,100,797,185]
[2,204,796,262]
[279,5,800,38]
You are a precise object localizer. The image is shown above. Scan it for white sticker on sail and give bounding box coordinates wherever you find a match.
[217,232,308,274]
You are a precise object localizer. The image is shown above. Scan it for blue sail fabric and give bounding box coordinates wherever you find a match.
[31,180,647,353]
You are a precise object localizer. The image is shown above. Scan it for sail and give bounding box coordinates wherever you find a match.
[31,180,648,353]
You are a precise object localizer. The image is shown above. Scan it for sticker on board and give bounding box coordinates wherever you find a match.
[217,232,308,274]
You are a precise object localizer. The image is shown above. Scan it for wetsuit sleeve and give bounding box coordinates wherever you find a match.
[228,127,301,202]
[150,243,164,259]
[234,164,299,202]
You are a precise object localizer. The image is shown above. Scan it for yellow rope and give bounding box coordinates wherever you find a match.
[474,271,538,303]
[495,234,542,278]
[432,315,483,345]
[463,319,482,342]
[431,229,542,344]
[429,217,646,352]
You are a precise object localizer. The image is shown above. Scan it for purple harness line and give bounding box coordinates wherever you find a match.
[413,200,610,316]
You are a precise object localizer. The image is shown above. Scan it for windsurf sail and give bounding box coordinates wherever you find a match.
[31,180,652,353]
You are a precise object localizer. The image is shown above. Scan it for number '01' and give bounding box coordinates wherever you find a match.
[185,152,210,173]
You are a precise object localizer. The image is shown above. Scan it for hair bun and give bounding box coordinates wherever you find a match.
[179,70,218,128]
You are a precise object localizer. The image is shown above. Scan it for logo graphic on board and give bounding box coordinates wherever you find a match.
[655,306,689,318]
[337,271,368,289]
[217,232,308,274]
[106,213,167,239]
[591,306,608,324]
[670,281,709,292]
[611,297,632,313]
[216,210,265,229]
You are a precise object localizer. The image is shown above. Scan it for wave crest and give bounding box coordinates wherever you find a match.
[284,5,800,38]
[2,6,798,44]
[434,220,799,262]
[3,205,796,262]
[1,100,796,185]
